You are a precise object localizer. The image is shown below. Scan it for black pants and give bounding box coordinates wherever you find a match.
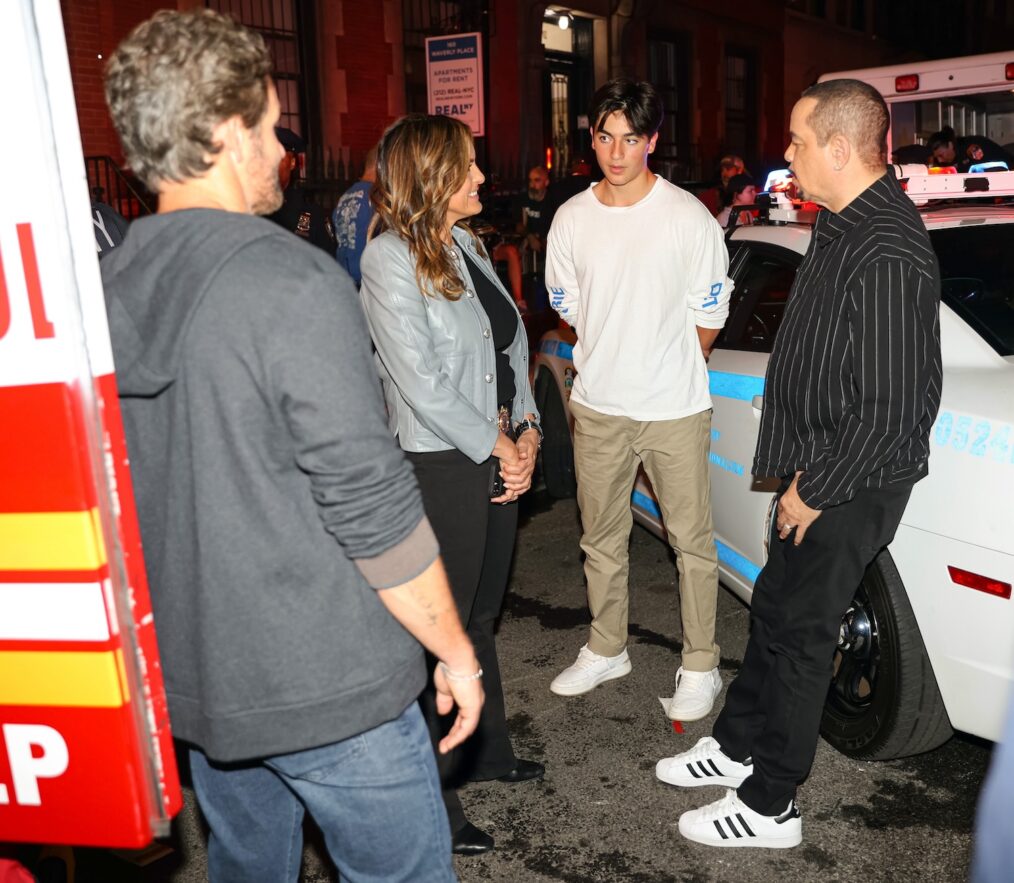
[408,449,519,833]
[713,482,912,815]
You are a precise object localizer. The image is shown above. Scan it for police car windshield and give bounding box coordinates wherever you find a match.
[930,225,1014,357]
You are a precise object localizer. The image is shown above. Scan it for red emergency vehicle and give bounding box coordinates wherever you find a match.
[0,0,181,852]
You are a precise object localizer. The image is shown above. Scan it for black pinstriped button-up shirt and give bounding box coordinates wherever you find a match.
[753,171,943,510]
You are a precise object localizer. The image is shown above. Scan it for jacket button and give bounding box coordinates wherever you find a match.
[483,328,491,338]
[466,291,475,298]
[484,373,494,383]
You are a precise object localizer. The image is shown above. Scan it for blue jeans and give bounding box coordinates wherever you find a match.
[971,689,1014,883]
[189,702,455,883]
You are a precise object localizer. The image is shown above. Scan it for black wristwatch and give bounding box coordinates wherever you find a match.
[516,418,543,447]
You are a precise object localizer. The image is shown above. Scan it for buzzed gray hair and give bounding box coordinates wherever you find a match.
[800,79,889,171]
[104,9,272,191]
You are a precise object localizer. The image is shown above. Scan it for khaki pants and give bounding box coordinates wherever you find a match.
[571,400,720,670]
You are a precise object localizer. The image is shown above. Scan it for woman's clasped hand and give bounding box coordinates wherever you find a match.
[490,429,539,504]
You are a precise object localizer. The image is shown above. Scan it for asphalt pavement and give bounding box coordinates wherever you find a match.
[76,489,991,882]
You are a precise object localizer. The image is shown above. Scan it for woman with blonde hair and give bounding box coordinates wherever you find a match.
[360,114,544,855]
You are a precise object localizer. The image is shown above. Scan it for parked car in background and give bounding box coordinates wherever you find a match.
[534,165,1014,761]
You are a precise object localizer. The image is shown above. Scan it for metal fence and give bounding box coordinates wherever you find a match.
[85,156,155,219]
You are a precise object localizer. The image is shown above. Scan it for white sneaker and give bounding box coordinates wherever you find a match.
[549,645,631,696]
[668,667,723,721]
[655,736,753,789]
[678,789,802,849]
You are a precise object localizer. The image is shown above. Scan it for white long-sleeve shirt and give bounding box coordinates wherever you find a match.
[545,175,733,420]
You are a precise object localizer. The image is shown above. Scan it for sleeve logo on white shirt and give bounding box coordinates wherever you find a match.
[549,286,568,311]
[701,282,722,310]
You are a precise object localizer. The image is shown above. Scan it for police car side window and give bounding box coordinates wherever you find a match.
[715,245,800,353]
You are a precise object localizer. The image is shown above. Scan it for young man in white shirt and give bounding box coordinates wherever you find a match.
[545,78,732,722]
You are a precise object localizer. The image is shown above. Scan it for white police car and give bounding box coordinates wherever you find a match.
[533,165,1014,760]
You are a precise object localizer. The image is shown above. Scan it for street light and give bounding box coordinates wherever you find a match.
[558,11,572,29]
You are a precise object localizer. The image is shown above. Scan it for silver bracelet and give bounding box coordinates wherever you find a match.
[438,661,484,682]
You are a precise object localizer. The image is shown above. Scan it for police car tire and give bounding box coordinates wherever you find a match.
[534,369,577,500]
[820,550,953,761]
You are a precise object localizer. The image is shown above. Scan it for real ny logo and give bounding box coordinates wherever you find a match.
[701,282,722,310]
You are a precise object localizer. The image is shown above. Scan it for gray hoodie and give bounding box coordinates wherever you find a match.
[101,209,436,762]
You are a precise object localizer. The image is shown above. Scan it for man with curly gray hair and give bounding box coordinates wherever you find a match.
[101,10,481,881]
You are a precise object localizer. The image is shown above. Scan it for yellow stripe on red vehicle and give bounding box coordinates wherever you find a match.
[0,648,128,707]
[0,509,106,571]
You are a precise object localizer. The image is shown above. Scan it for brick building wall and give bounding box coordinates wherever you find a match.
[61,0,195,162]
[321,0,405,177]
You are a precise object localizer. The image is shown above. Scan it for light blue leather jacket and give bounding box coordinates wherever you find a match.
[360,225,538,464]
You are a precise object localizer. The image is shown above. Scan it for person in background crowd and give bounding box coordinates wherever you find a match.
[715,173,757,228]
[92,199,129,257]
[332,145,377,286]
[546,79,731,724]
[659,79,941,851]
[360,113,545,857]
[102,11,481,881]
[698,154,748,215]
[266,126,336,253]
[927,125,1014,171]
[514,165,551,257]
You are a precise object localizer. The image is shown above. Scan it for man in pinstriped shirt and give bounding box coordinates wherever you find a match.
[656,79,942,849]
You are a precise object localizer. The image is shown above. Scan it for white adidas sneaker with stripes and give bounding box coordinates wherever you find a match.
[655,736,753,788]
[678,789,802,849]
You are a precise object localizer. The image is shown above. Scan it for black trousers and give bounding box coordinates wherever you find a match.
[408,449,519,833]
[713,482,912,815]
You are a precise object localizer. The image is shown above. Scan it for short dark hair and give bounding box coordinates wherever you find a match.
[105,9,272,190]
[927,126,956,155]
[589,78,663,137]
[800,79,889,171]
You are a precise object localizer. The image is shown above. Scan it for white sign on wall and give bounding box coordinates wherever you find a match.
[425,32,484,137]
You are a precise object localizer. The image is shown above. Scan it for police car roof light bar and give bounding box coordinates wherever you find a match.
[759,166,1014,219]
[896,164,1014,204]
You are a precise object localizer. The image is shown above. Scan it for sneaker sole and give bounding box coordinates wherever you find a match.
[678,817,802,849]
[549,660,632,696]
[655,765,749,789]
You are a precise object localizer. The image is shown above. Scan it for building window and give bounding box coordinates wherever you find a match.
[207,0,305,135]
[549,72,570,176]
[648,32,692,180]
[724,47,757,169]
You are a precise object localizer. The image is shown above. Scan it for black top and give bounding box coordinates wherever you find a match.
[513,192,551,239]
[753,172,942,510]
[953,136,1014,172]
[461,249,518,407]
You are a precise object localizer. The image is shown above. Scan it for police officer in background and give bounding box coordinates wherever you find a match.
[266,126,335,253]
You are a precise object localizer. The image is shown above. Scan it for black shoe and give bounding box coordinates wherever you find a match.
[495,758,545,783]
[451,821,494,856]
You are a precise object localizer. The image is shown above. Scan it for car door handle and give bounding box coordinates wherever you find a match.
[752,395,764,412]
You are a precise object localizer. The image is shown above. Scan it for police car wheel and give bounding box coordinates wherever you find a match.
[534,369,576,500]
[820,550,953,761]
